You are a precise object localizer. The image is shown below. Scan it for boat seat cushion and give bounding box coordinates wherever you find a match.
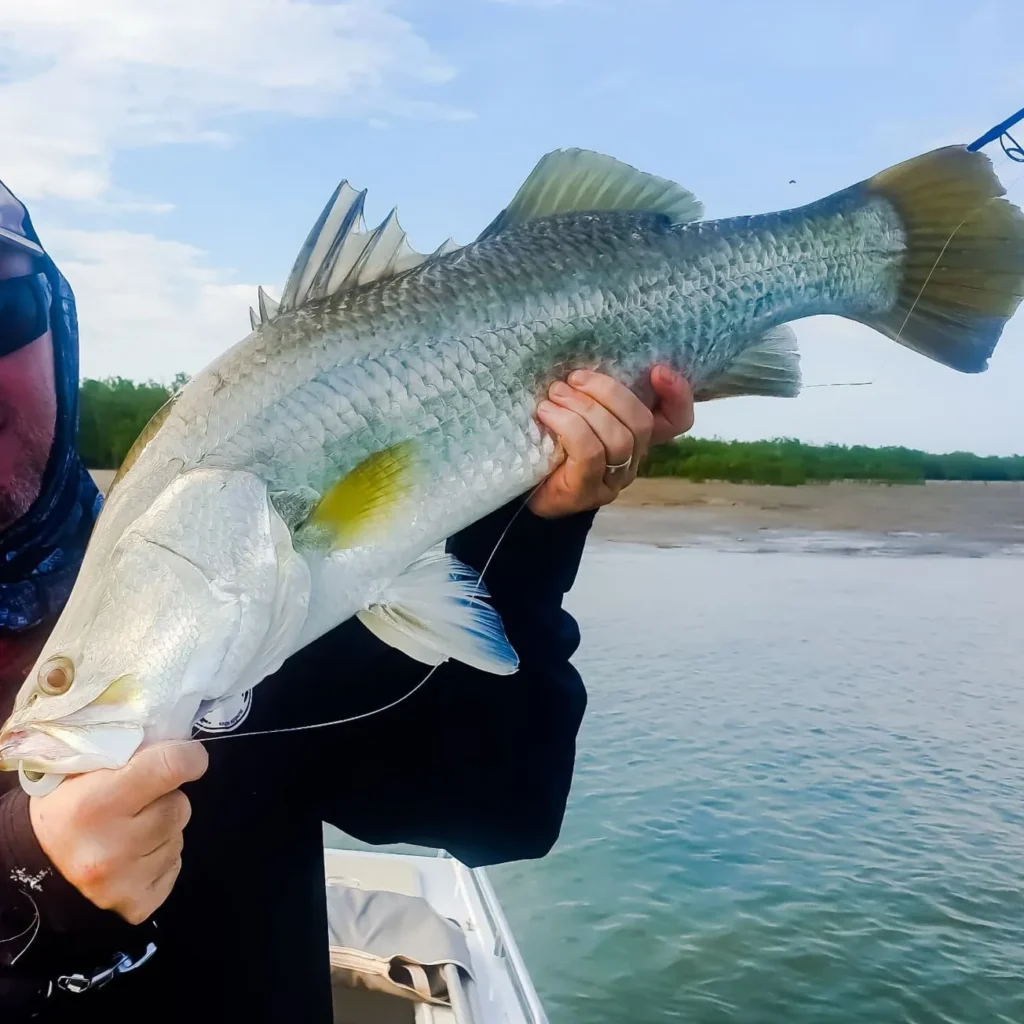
[327,884,473,1008]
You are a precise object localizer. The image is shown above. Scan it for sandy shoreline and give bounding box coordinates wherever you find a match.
[591,479,1024,554]
[88,471,1024,556]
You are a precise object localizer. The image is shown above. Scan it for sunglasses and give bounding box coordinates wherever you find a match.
[0,273,51,359]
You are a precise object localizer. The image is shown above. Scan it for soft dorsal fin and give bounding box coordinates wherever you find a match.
[258,148,699,320]
[273,180,460,316]
[478,148,703,240]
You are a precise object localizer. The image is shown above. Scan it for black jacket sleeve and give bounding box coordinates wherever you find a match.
[0,784,157,1017]
[314,501,594,867]
[0,787,58,1014]
[0,627,158,1018]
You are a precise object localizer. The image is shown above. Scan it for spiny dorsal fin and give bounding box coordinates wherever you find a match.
[478,148,704,240]
[277,180,459,314]
[258,286,279,322]
[250,286,282,330]
[431,238,460,258]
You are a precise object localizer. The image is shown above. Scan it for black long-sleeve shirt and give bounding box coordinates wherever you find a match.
[0,500,594,1022]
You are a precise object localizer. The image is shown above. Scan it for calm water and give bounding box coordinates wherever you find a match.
[334,542,1024,1023]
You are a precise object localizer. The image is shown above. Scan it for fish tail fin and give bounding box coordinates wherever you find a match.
[858,146,1024,373]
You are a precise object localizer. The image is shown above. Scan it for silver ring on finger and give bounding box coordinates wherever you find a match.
[604,452,633,475]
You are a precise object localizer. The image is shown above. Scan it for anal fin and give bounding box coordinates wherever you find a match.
[357,551,519,676]
[694,325,801,402]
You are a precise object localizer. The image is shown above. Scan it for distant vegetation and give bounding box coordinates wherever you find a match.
[78,375,1024,485]
[78,375,187,470]
[639,437,1024,486]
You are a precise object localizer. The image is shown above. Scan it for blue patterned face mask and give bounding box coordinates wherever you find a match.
[0,181,100,634]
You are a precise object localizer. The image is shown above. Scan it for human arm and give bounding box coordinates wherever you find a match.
[0,742,207,1011]
[0,632,130,1008]
[316,368,693,865]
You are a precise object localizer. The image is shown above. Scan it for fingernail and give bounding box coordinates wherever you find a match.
[537,400,556,416]
[654,366,674,383]
[550,381,573,399]
[568,370,590,386]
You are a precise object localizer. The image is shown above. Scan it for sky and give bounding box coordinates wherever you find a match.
[1,0,1022,454]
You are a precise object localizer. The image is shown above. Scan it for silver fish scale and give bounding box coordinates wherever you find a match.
[170,195,904,543]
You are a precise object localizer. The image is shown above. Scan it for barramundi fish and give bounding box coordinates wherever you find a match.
[3,145,1023,793]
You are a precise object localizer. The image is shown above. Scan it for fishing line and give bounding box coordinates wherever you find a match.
[803,150,1024,391]
[803,219,966,391]
[186,482,546,746]
[192,662,445,743]
[0,890,41,966]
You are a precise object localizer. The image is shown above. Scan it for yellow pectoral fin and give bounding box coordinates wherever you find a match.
[309,440,418,548]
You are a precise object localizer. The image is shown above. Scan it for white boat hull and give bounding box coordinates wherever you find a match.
[324,847,547,1024]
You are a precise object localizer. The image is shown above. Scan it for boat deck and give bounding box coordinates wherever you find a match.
[325,848,547,1024]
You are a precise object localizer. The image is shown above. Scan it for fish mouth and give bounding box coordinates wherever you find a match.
[0,722,145,776]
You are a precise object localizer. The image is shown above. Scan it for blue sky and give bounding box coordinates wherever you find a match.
[2,0,1023,453]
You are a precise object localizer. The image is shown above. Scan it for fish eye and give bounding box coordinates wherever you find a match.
[38,656,75,696]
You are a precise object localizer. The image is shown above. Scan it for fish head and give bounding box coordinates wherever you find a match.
[0,467,311,785]
[0,527,230,780]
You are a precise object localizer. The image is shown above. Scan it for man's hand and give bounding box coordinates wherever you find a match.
[28,741,209,924]
[531,365,694,518]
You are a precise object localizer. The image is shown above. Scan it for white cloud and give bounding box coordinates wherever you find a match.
[0,0,465,202]
[47,227,261,382]
[0,1,465,386]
